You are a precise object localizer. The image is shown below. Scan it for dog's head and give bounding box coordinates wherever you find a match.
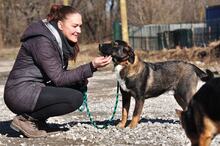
[99,40,135,65]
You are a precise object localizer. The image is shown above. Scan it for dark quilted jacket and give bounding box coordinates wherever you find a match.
[4,20,93,113]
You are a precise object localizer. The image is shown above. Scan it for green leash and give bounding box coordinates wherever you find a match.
[78,82,120,129]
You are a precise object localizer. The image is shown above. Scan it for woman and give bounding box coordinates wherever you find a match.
[3,5,112,138]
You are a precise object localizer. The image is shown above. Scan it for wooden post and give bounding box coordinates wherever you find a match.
[63,0,69,5]
[120,0,129,43]
[0,22,2,48]
[0,1,3,48]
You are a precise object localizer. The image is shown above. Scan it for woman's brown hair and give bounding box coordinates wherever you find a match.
[47,4,80,61]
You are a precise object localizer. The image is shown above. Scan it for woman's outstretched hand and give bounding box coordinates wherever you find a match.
[92,56,112,69]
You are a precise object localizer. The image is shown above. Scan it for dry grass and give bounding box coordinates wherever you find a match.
[68,43,114,71]
[68,43,100,68]
[135,43,220,68]
[1,41,220,71]
[0,47,19,60]
[72,41,220,71]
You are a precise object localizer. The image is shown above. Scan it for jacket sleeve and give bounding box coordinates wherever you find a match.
[28,36,93,86]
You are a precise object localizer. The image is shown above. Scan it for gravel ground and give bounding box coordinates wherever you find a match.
[0,60,220,146]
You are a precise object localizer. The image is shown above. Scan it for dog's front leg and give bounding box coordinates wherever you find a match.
[117,89,131,128]
[129,98,145,128]
[199,134,212,146]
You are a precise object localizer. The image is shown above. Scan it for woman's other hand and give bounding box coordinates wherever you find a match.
[92,56,112,69]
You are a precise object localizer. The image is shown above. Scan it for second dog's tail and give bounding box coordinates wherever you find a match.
[193,65,214,82]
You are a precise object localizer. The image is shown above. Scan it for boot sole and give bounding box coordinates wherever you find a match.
[10,122,47,138]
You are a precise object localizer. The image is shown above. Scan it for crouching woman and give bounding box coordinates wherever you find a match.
[3,4,111,138]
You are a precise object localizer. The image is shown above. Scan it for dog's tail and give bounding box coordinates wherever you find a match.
[193,65,214,82]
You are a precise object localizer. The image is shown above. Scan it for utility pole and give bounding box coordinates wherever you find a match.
[63,0,69,5]
[120,0,129,43]
[0,0,2,48]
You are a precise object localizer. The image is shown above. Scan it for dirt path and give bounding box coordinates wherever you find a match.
[0,60,220,146]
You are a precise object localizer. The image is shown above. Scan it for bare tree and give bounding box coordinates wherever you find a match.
[127,0,220,25]
[70,0,119,43]
[0,0,52,47]
[1,0,220,47]
[0,1,3,48]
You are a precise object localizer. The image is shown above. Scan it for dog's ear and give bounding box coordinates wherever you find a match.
[122,44,135,64]
[115,40,127,46]
[124,45,135,64]
[175,109,183,118]
[128,49,135,64]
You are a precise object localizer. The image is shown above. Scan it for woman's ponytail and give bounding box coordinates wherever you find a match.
[47,4,63,22]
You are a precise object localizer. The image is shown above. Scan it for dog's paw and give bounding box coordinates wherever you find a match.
[116,122,125,128]
[128,123,137,129]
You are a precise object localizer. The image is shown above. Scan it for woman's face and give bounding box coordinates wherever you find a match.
[58,13,82,43]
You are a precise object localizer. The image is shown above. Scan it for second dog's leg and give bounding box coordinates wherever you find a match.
[199,117,216,146]
[117,89,131,128]
[129,98,145,128]
[199,133,213,146]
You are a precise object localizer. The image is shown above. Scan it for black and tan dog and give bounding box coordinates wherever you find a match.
[99,40,213,128]
[176,78,220,146]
